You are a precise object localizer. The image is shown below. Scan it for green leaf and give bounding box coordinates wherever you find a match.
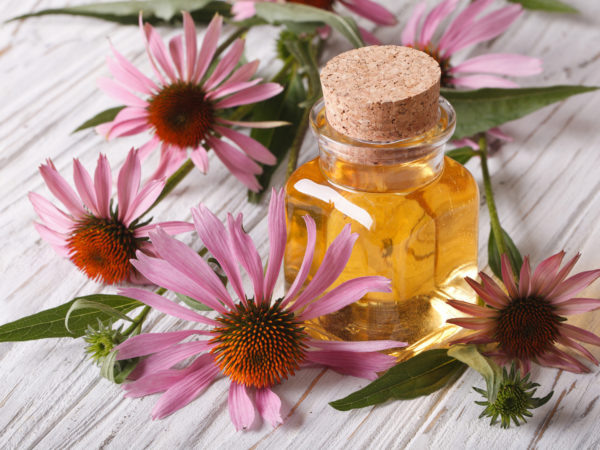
[65,298,133,332]
[448,344,503,402]
[100,350,139,384]
[174,293,213,311]
[446,146,477,165]
[73,106,124,133]
[508,0,578,13]
[442,86,598,140]
[0,294,142,342]
[488,226,523,279]
[9,0,231,25]
[254,3,365,48]
[329,349,466,411]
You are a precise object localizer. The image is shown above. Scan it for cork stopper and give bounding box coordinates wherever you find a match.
[320,45,441,142]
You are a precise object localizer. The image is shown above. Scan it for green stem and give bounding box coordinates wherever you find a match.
[140,159,195,218]
[286,105,311,178]
[215,26,249,59]
[477,136,507,258]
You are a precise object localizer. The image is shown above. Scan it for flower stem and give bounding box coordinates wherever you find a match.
[123,287,166,337]
[286,106,310,177]
[141,159,195,218]
[215,26,249,59]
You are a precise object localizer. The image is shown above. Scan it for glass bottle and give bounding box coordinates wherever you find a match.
[284,46,479,360]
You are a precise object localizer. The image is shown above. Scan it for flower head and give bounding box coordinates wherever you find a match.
[232,0,397,44]
[29,148,193,284]
[474,363,552,428]
[115,189,405,429]
[98,13,284,191]
[401,0,542,88]
[448,252,600,373]
[84,319,124,363]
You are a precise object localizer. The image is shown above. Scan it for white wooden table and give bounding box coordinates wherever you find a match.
[2,0,600,448]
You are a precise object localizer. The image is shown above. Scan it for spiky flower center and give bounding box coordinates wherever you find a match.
[495,296,561,359]
[210,299,308,389]
[67,216,138,284]
[494,383,529,416]
[289,0,335,10]
[147,82,214,149]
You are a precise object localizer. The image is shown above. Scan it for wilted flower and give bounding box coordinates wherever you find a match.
[448,252,600,373]
[29,149,193,284]
[98,13,284,191]
[115,190,405,429]
[401,0,542,88]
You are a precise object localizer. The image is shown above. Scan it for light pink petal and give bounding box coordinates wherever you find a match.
[123,179,165,226]
[450,75,518,89]
[215,125,276,165]
[33,222,68,248]
[480,273,511,305]
[92,154,112,218]
[263,189,286,300]
[207,79,262,101]
[96,122,113,138]
[107,56,154,96]
[464,277,506,309]
[549,270,600,303]
[339,0,397,25]
[39,162,86,218]
[231,2,256,21]
[130,343,215,380]
[192,204,247,303]
[139,136,162,160]
[206,136,262,192]
[108,119,151,140]
[560,323,600,346]
[219,60,260,87]
[110,106,149,126]
[182,11,197,81]
[307,339,406,352]
[500,254,518,298]
[401,1,426,46]
[215,83,283,109]
[148,228,233,311]
[451,329,495,345]
[451,53,542,77]
[357,26,380,46]
[487,127,513,142]
[110,43,158,93]
[120,287,218,326]
[519,256,532,298]
[557,335,598,365]
[72,159,99,216]
[300,276,391,321]
[305,349,396,380]
[97,77,148,108]
[530,251,565,296]
[227,214,265,303]
[205,39,245,91]
[169,35,185,80]
[538,347,589,373]
[145,23,178,82]
[134,221,194,237]
[139,15,166,85]
[289,224,357,312]
[282,216,317,306]
[28,192,73,233]
[190,147,209,173]
[228,382,255,431]
[151,145,187,180]
[216,118,289,129]
[420,0,459,45]
[194,14,222,83]
[447,299,499,318]
[151,359,221,419]
[446,317,494,330]
[438,0,495,55]
[117,148,142,223]
[255,388,282,428]
[116,330,209,360]
[451,137,479,150]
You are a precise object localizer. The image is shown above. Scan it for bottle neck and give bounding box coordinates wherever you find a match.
[312,97,455,193]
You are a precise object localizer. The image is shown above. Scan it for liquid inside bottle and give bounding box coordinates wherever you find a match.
[284,98,479,360]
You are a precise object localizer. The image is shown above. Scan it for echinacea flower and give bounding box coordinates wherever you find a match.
[231,0,397,44]
[448,252,600,374]
[29,148,193,284]
[98,13,284,191]
[401,0,542,88]
[115,189,405,429]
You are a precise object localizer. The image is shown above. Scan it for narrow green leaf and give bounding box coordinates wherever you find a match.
[0,294,142,342]
[508,0,578,13]
[9,0,231,25]
[488,226,523,279]
[73,106,124,133]
[100,350,139,384]
[448,344,503,402]
[65,298,133,332]
[329,349,466,411]
[446,146,477,165]
[442,86,598,139]
[254,3,365,48]
[175,293,213,311]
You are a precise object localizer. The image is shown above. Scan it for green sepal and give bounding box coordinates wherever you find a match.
[329,349,466,411]
[100,349,139,384]
[73,106,124,133]
[488,226,524,279]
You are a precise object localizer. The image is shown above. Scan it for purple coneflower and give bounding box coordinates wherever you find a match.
[401,0,542,88]
[115,190,405,429]
[98,13,284,191]
[448,253,600,374]
[29,149,193,284]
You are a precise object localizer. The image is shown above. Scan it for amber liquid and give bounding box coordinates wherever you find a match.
[284,140,479,360]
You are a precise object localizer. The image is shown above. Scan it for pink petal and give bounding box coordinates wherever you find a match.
[123,179,164,226]
[263,189,286,300]
[555,298,600,315]
[207,79,262,101]
[119,287,218,326]
[206,136,262,191]
[117,148,142,223]
[420,0,459,45]
[300,276,391,321]
[487,127,513,142]
[228,382,255,431]
[451,138,479,150]
[339,0,397,26]
[530,251,565,296]
[480,273,511,305]
[215,83,283,109]
[231,2,256,21]
[28,192,73,233]
[305,349,396,380]
[144,23,178,82]
[539,347,589,373]
[33,222,68,249]
[255,388,282,428]
[182,11,197,82]
[194,14,222,83]
[464,277,505,309]
[205,39,245,91]
[549,269,600,303]
[216,118,290,129]
[148,228,233,311]
[134,221,195,237]
[72,159,99,215]
[307,339,406,352]
[557,335,598,365]
[169,35,185,80]
[93,154,113,218]
[124,359,202,398]
[215,125,276,165]
[227,214,265,303]
[401,1,426,46]
[190,147,209,173]
[139,136,162,160]
[560,323,600,346]
[107,56,154,96]
[519,256,532,298]
[451,329,495,345]
[450,75,519,88]
[219,60,259,87]
[500,254,518,298]
[357,26,380,46]
[108,118,151,140]
[451,53,542,77]
[438,0,495,55]
[151,359,220,419]
[282,216,316,306]
[447,299,499,318]
[39,161,86,218]
[116,330,209,360]
[130,341,214,380]
[97,77,148,108]
[446,317,494,330]
[109,43,158,93]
